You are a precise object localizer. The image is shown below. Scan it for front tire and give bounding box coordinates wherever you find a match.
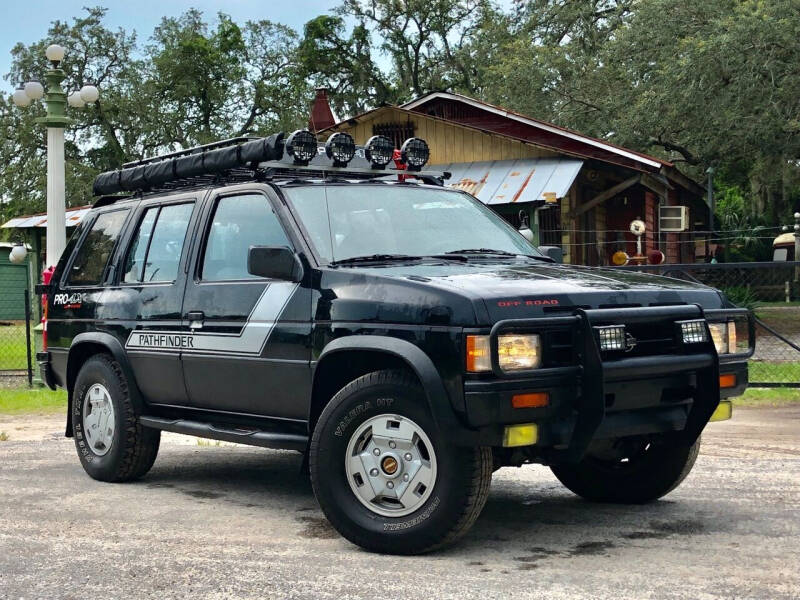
[310,369,492,554]
[550,436,700,504]
[72,354,160,482]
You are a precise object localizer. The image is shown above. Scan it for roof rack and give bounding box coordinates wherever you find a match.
[93,131,446,198]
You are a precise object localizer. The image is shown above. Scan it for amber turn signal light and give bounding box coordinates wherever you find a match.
[512,392,550,409]
[719,374,736,389]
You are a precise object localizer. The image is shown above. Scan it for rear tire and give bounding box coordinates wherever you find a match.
[310,369,492,554]
[550,436,700,504]
[72,354,160,482]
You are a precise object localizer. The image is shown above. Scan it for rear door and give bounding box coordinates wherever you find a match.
[181,186,311,418]
[112,195,199,405]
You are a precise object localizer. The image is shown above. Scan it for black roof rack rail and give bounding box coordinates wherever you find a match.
[92,194,132,208]
[122,136,260,169]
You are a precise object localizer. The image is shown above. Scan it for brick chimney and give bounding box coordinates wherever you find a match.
[308,87,336,133]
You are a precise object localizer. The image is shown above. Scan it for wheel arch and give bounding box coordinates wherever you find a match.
[310,336,472,443]
[65,333,142,437]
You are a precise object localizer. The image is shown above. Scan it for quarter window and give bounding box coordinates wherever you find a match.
[123,203,194,283]
[202,194,291,281]
[67,209,129,286]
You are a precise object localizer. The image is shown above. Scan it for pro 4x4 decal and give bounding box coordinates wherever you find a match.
[126,282,299,356]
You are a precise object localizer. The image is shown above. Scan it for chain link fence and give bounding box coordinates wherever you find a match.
[614,261,800,387]
[0,289,33,384]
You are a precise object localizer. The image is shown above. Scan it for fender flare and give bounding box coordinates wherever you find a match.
[316,336,477,443]
[65,332,143,437]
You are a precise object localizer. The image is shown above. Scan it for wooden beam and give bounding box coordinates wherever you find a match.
[640,172,672,199]
[572,175,641,217]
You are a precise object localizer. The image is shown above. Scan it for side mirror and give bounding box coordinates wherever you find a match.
[538,246,563,263]
[247,246,303,282]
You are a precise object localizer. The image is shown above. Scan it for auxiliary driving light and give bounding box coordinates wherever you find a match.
[325,132,356,167]
[364,135,394,168]
[678,319,709,345]
[400,137,430,171]
[595,325,627,351]
[285,129,318,165]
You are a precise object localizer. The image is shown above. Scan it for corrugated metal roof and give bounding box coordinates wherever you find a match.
[1,206,92,229]
[433,157,583,205]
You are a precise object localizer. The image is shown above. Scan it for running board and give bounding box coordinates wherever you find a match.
[139,416,308,451]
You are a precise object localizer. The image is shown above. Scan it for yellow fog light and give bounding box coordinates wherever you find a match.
[709,400,732,422]
[503,423,538,447]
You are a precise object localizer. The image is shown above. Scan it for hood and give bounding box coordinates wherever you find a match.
[318,260,724,326]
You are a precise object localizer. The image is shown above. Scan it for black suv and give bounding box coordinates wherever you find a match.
[37,131,753,554]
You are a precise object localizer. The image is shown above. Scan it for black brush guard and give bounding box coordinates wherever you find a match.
[487,305,754,461]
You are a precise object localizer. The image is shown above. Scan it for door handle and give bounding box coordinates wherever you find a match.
[187,311,204,330]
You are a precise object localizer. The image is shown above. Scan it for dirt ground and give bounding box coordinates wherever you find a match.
[1,406,798,600]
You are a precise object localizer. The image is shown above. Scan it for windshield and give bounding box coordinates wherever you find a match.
[282,184,542,263]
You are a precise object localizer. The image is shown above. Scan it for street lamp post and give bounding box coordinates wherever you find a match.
[11,44,99,270]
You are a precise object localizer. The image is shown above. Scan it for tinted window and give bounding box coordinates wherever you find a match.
[67,209,129,286]
[123,203,193,283]
[202,194,291,281]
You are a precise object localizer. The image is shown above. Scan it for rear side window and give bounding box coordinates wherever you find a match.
[67,209,129,286]
[202,194,291,281]
[123,203,194,283]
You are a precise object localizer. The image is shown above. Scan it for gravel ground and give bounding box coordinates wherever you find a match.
[1,406,798,600]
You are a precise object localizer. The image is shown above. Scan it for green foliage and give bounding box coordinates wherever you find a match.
[0,386,66,415]
[721,286,760,310]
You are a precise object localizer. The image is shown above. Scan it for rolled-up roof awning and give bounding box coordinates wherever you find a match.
[431,157,583,205]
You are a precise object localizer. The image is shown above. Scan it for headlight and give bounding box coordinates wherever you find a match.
[498,334,541,371]
[465,334,542,372]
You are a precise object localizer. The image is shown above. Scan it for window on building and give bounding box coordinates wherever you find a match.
[202,194,291,281]
[67,209,129,286]
[123,202,194,283]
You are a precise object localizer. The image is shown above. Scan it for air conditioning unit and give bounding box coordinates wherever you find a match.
[659,205,689,232]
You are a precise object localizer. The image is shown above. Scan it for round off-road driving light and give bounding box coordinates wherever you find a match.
[400,137,430,171]
[325,132,356,167]
[364,135,394,169]
[285,129,318,165]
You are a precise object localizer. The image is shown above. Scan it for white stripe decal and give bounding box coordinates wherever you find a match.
[125,282,299,356]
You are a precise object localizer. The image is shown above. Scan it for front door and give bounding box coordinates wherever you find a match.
[181,189,311,419]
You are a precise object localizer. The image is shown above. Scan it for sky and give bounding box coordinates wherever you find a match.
[0,0,341,84]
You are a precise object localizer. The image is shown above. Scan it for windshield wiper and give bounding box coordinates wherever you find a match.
[444,248,553,262]
[329,254,422,266]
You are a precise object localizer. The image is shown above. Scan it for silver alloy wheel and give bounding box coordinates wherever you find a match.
[345,413,437,518]
[82,383,115,457]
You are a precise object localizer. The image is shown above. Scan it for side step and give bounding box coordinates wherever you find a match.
[139,416,308,451]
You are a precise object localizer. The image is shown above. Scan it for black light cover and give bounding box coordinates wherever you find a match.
[325,132,356,167]
[400,137,430,171]
[364,135,394,169]
[285,130,318,165]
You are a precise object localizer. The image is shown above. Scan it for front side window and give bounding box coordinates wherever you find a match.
[67,209,129,286]
[282,184,540,263]
[202,194,291,281]
[123,202,194,283]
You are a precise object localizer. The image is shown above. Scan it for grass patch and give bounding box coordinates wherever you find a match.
[733,387,800,407]
[196,438,222,447]
[749,361,800,385]
[0,386,67,415]
[0,323,32,370]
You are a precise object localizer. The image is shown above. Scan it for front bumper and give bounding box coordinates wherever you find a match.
[464,305,753,459]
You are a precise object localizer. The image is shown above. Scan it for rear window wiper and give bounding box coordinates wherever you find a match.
[329,254,422,266]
